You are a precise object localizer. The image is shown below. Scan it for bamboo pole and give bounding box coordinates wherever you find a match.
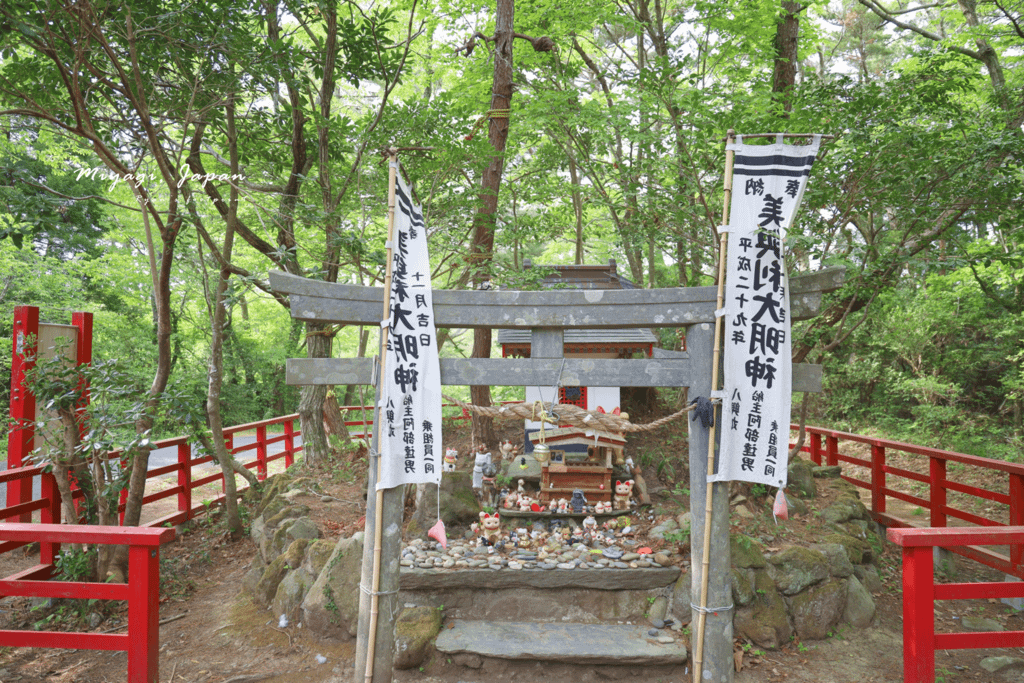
[363,147,399,683]
[693,130,735,683]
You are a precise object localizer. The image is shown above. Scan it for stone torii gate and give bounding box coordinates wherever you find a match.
[270,266,844,683]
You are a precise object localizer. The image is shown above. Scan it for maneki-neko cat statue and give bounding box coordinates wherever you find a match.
[443,448,458,472]
[472,511,502,546]
[613,479,635,511]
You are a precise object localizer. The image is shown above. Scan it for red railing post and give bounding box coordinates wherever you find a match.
[284,419,295,469]
[930,457,947,528]
[178,442,192,521]
[70,311,93,440]
[825,435,838,467]
[809,431,822,466]
[39,472,61,568]
[1010,473,1023,570]
[902,544,935,683]
[871,443,886,515]
[127,544,161,683]
[256,424,268,481]
[7,305,39,523]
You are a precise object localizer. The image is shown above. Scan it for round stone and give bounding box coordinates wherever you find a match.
[400,559,413,567]
[653,552,672,566]
[556,562,575,570]
[602,547,624,559]
[621,552,640,562]
[539,563,557,570]
[657,635,675,644]
[612,561,630,569]
[442,559,455,568]
[651,618,666,629]
[648,628,660,636]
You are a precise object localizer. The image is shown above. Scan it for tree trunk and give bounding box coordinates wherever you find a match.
[569,156,585,265]
[772,1,802,115]
[323,392,350,444]
[299,324,333,465]
[204,93,251,539]
[468,0,516,448]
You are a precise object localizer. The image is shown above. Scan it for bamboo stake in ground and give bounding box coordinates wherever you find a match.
[693,130,735,683]
[363,147,399,683]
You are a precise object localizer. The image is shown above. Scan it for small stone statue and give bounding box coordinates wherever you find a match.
[472,446,492,490]
[569,489,588,514]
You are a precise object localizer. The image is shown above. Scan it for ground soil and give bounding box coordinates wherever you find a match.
[1,413,1023,683]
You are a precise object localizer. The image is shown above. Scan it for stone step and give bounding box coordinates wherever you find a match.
[435,619,688,666]
[400,567,683,623]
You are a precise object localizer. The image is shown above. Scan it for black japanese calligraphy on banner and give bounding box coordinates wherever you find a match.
[379,172,442,490]
[711,134,822,489]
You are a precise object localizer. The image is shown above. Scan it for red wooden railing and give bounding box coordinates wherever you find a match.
[0,523,174,683]
[889,526,1024,683]
[112,414,303,528]
[791,425,1024,580]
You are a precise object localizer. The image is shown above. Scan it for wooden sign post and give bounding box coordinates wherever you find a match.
[271,266,843,683]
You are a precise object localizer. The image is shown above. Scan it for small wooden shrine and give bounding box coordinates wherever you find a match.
[497,259,656,480]
[530,426,626,504]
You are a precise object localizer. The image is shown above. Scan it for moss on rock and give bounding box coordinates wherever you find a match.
[769,547,829,595]
[730,534,766,569]
[394,606,443,670]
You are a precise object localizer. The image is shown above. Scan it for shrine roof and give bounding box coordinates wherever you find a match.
[497,259,658,351]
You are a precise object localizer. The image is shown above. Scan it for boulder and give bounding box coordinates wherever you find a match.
[820,497,870,525]
[731,534,767,569]
[408,471,480,538]
[254,555,291,606]
[273,567,316,622]
[266,515,320,562]
[853,565,884,594]
[787,459,817,499]
[648,519,679,541]
[980,656,1024,673]
[733,569,791,649]
[394,606,444,669]
[732,568,755,607]
[843,576,876,628]
[811,543,854,578]
[648,596,668,622]
[768,547,829,596]
[302,539,337,577]
[812,466,843,478]
[669,573,692,625]
[241,556,266,596]
[789,578,846,640]
[302,532,365,638]
[820,533,873,564]
[282,538,311,570]
[962,616,1003,632]
[256,473,295,516]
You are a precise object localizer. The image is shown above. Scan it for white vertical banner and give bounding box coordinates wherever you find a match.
[378,172,443,490]
[711,134,822,488]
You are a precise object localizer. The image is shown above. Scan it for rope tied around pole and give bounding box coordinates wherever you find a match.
[464,109,512,140]
[441,394,719,433]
